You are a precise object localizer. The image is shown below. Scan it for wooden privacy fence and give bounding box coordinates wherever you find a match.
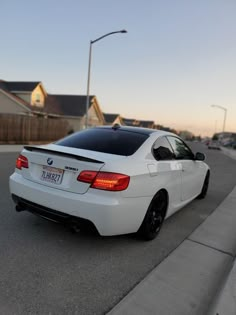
[0,114,69,144]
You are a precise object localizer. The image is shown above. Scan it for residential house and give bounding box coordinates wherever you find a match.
[0,80,105,132]
[122,118,140,126]
[103,113,123,125]
[44,94,105,132]
[0,80,46,115]
[122,118,155,128]
[138,120,155,129]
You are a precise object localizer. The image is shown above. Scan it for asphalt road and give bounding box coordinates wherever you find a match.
[1,143,236,315]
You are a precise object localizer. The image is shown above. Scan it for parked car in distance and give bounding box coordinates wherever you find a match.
[208,140,221,150]
[9,125,210,240]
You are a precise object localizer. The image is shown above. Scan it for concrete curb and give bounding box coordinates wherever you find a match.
[221,147,236,160]
[108,186,236,315]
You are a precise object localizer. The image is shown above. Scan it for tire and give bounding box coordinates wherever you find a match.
[197,171,210,199]
[138,190,168,241]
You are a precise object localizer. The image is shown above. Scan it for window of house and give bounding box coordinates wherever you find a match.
[35,93,41,102]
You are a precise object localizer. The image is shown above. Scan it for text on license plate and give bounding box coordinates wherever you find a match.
[40,166,64,184]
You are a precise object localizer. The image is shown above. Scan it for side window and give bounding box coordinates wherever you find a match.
[152,137,174,161]
[167,136,194,160]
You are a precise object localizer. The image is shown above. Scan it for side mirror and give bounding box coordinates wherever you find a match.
[195,152,205,161]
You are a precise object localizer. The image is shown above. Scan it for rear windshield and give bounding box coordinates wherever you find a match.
[56,128,149,156]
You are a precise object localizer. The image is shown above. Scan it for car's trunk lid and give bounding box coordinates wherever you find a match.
[19,144,123,194]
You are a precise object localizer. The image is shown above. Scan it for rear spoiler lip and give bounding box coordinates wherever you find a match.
[24,146,104,164]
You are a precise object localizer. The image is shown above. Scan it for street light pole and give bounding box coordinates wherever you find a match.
[85,29,127,129]
[211,104,227,133]
[85,41,93,129]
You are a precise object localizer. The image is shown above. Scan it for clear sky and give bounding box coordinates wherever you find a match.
[1,0,236,136]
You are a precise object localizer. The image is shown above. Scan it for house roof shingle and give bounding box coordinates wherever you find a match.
[103,113,120,124]
[5,81,41,92]
[0,80,8,91]
[45,94,95,116]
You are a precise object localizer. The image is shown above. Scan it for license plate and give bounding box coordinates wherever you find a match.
[40,166,64,185]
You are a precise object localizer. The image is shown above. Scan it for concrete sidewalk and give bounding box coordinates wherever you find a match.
[208,258,236,315]
[221,146,236,160]
[108,187,236,315]
[0,145,24,153]
[207,146,236,315]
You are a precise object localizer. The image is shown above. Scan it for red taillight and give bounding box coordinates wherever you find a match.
[92,172,130,191]
[77,171,97,183]
[16,154,29,170]
[77,171,130,191]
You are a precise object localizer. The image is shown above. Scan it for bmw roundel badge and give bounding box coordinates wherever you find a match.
[47,158,53,166]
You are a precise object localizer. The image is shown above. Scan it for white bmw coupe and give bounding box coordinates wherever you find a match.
[9,125,210,240]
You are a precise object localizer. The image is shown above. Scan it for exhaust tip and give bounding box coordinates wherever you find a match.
[68,220,81,234]
[15,205,24,212]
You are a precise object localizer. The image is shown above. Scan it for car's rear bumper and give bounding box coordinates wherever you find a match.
[12,194,98,234]
[9,173,150,236]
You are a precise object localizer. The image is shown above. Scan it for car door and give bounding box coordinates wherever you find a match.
[149,136,182,216]
[167,136,203,201]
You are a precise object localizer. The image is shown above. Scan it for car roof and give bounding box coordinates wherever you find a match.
[94,125,177,138]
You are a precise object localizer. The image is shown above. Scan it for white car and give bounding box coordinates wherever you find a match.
[207,140,221,150]
[9,126,210,240]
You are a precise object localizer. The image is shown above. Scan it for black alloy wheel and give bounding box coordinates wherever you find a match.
[138,190,167,241]
[197,171,210,199]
